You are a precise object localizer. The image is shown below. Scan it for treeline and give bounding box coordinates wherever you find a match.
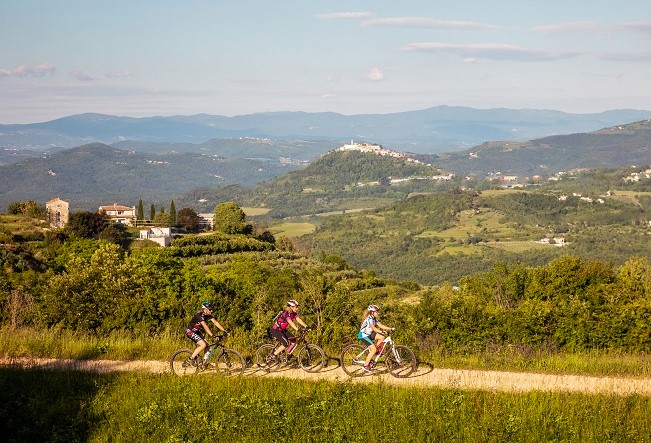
[415,255,651,352]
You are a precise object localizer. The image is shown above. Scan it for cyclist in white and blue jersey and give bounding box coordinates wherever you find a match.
[357,304,394,372]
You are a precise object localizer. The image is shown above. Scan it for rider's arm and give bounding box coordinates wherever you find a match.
[210,317,226,332]
[377,322,393,331]
[201,320,214,337]
[287,318,302,332]
[295,315,308,329]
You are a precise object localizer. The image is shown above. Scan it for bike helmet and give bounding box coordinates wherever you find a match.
[287,299,299,307]
[201,301,215,311]
[367,304,380,312]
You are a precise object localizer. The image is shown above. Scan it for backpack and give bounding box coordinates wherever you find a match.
[272,310,284,326]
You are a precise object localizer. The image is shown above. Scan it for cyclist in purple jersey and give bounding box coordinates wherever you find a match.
[184,301,228,366]
[270,299,309,360]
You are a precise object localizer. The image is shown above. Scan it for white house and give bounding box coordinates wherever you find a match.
[139,227,172,247]
[198,213,215,230]
[99,203,137,225]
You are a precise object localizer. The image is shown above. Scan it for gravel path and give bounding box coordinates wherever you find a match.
[3,357,650,396]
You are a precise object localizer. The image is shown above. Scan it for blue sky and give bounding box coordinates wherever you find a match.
[2,1,650,124]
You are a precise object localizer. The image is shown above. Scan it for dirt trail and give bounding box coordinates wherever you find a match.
[3,357,651,396]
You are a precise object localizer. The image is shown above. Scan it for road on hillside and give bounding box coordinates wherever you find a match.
[3,356,651,396]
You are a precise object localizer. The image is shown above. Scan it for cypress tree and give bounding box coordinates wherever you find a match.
[169,200,177,226]
[137,199,144,224]
[150,204,155,222]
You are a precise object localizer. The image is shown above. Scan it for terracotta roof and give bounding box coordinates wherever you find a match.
[99,204,134,211]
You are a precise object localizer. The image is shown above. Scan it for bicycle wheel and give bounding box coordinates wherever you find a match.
[213,348,245,376]
[298,344,326,372]
[255,343,281,372]
[340,344,368,377]
[169,349,197,376]
[386,345,417,378]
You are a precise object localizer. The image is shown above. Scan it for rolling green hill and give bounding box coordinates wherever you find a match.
[178,146,459,215]
[426,119,651,178]
[0,143,300,211]
[300,184,651,285]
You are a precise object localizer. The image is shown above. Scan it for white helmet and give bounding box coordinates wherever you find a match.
[367,304,380,312]
[287,299,299,307]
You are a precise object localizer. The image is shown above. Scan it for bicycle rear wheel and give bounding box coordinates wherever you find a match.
[214,348,246,376]
[169,349,197,376]
[298,344,326,372]
[340,344,368,377]
[255,343,281,372]
[386,345,417,378]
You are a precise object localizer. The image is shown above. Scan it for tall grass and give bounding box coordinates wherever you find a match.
[1,368,650,442]
[3,327,651,377]
[0,327,185,361]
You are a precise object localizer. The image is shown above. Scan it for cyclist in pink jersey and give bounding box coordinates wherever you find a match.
[270,299,309,361]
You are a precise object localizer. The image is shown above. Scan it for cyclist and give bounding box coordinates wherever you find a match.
[358,304,394,372]
[185,301,228,366]
[270,299,309,362]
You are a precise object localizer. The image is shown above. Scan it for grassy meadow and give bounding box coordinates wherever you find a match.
[2,367,650,442]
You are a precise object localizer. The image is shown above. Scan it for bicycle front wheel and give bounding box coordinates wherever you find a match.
[255,343,281,372]
[215,348,246,376]
[298,344,326,372]
[386,345,417,378]
[340,344,368,377]
[169,349,196,376]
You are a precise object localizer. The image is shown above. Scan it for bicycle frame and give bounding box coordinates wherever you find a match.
[169,334,245,377]
[270,329,308,358]
[360,335,398,366]
[202,340,226,366]
[255,329,326,373]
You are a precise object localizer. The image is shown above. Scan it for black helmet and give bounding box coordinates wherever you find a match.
[201,301,215,311]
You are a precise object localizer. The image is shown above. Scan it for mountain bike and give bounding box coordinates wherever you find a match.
[169,333,245,376]
[255,328,325,373]
[340,330,417,378]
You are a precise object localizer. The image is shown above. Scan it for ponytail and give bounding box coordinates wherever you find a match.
[361,308,370,322]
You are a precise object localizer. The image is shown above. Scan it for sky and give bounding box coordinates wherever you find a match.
[2,0,651,124]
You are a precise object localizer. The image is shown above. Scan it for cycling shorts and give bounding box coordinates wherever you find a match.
[358,331,376,345]
[185,329,206,344]
[270,327,295,347]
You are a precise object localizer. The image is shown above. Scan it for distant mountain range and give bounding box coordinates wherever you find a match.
[3,106,651,154]
[2,118,651,213]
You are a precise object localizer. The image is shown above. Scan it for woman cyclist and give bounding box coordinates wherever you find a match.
[358,304,394,372]
[270,299,309,362]
[185,301,228,366]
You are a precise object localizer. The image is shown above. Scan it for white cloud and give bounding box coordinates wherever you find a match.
[70,71,95,81]
[365,68,384,82]
[321,93,337,99]
[362,17,498,30]
[531,21,601,33]
[618,21,651,37]
[400,42,582,62]
[106,71,132,78]
[0,62,55,78]
[316,12,373,20]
